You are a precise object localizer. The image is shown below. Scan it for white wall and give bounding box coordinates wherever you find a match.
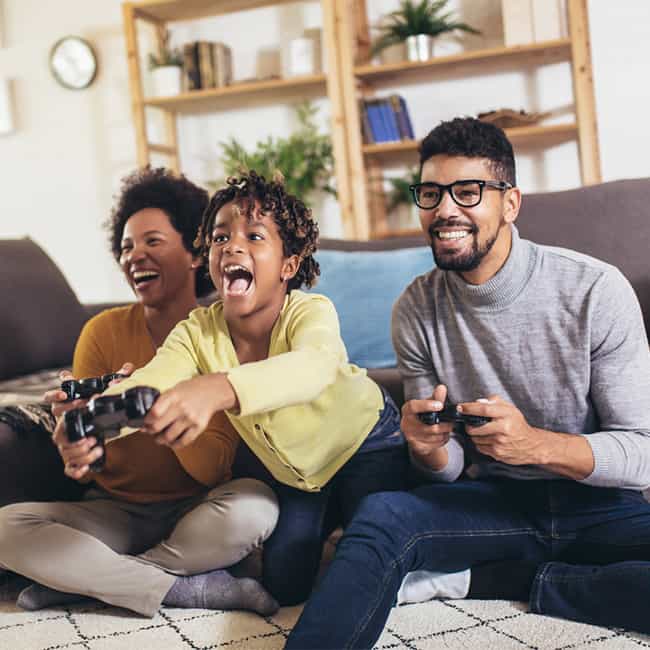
[0,0,648,304]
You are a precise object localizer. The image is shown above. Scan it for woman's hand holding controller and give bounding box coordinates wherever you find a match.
[51,418,103,480]
[43,363,136,418]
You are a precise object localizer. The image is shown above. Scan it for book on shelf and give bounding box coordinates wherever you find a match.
[197,41,215,88]
[213,42,233,87]
[361,95,415,145]
[183,42,201,91]
[182,41,233,91]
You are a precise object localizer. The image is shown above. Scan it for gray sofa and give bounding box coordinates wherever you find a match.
[0,179,650,404]
[0,177,648,500]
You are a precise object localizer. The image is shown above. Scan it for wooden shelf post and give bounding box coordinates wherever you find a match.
[567,0,601,185]
[123,3,149,167]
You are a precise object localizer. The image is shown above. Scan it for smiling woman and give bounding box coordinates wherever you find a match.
[0,166,215,506]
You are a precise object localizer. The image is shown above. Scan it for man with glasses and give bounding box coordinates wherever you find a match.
[286,117,650,648]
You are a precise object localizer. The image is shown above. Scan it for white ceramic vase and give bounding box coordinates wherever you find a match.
[151,65,182,97]
[406,34,434,62]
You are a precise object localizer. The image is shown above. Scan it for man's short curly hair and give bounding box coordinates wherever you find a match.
[419,117,516,186]
[106,166,213,297]
[198,170,320,292]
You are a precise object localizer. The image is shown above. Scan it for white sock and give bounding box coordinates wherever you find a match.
[396,569,471,605]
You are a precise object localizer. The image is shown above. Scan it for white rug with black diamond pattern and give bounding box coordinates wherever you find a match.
[2,598,650,650]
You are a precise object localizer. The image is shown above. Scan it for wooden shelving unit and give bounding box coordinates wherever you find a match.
[336,0,601,238]
[122,0,601,240]
[122,0,359,236]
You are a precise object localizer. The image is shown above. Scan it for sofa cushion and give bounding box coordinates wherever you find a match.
[517,178,650,338]
[313,240,432,368]
[0,238,87,380]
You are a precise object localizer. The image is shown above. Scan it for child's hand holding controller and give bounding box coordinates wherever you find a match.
[142,373,239,449]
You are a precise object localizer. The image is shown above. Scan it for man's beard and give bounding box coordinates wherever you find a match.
[428,223,498,272]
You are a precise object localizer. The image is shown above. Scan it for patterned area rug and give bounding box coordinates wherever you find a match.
[1,598,650,650]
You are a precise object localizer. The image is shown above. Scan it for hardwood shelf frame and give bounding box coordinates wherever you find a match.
[122,0,601,240]
[342,0,601,238]
[362,123,579,157]
[355,39,572,85]
[144,74,327,110]
[132,0,301,23]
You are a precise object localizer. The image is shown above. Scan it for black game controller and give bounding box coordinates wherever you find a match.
[64,386,159,471]
[61,373,127,401]
[417,403,491,428]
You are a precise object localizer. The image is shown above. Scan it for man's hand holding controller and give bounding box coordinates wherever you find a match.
[401,384,456,471]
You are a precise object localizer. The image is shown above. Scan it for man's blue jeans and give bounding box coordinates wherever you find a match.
[286,479,650,648]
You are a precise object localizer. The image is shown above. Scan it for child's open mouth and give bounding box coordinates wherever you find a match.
[223,264,254,297]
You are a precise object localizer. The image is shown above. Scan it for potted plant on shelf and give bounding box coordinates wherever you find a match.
[148,30,183,97]
[386,167,420,230]
[217,102,335,204]
[371,0,480,63]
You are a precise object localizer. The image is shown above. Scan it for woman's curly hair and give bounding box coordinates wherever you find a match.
[198,170,320,292]
[106,166,213,297]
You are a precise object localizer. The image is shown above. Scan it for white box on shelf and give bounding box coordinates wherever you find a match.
[282,36,318,77]
[532,0,567,41]
[502,0,534,46]
[0,78,15,134]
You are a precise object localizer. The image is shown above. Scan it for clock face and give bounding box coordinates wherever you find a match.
[50,37,98,90]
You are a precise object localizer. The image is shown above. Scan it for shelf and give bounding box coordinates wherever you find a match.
[131,0,299,23]
[143,74,327,110]
[354,39,572,85]
[362,123,578,157]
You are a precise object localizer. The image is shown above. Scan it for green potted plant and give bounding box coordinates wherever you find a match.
[371,0,480,63]
[386,167,420,229]
[148,30,183,97]
[217,102,335,204]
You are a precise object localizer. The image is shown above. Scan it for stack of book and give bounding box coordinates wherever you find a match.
[360,95,414,144]
[183,41,233,91]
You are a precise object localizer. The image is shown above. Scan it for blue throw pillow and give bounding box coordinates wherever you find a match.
[311,247,432,368]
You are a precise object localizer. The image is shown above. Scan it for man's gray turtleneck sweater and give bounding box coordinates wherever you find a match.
[392,226,650,489]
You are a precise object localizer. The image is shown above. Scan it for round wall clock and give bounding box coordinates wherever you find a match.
[49,36,98,90]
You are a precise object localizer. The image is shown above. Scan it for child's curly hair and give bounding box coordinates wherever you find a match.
[198,170,320,292]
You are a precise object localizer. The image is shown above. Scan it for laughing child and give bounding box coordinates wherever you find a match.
[80,171,408,605]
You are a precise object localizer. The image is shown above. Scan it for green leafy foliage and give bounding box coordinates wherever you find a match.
[387,167,420,212]
[147,30,183,69]
[218,102,335,203]
[371,0,481,56]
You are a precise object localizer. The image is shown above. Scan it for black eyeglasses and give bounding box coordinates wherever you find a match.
[409,179,513,210]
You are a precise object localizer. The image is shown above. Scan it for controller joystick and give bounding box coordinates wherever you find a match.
[64,386,159,471]
[61,372,127,402]
[417,403,491,428]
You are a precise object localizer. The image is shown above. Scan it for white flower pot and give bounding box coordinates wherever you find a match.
[151,65,182,97]
[406,34,434,62]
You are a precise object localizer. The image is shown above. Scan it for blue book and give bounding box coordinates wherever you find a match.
[389,94,409,140]
[379,98,400,141]
[399,95,415,139]
[366,100,388,142]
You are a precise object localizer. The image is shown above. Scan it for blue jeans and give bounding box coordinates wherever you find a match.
[286,479,650,648]
[233,389,409,606]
